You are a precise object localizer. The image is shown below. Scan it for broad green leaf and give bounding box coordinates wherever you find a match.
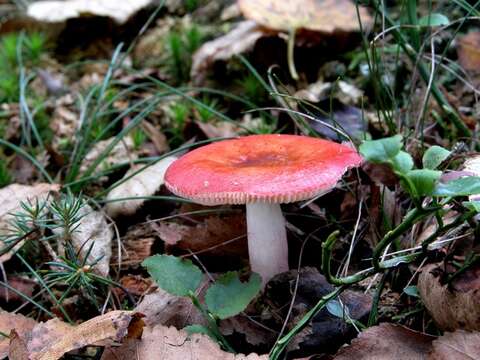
[359,135,403,163]
[184,325,217,341]
[422,146,450,169]
[205,272,261,319]
[391,151,414,174]
[142,254,203,296]
[418,13,449,27]
[433,176,480,197]
[406,169,441,196]
[403,286,420,298]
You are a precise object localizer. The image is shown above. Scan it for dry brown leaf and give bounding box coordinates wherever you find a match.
[26,319,73,356]
[111,224,155,269]
[0,276,36,303]
[428,330,480,360]
[8,329,29,360]
[195,121,241,139]
[24,311,143,360]
[0,183,60,263]
[105,155,177,217]
[27,0,153,24]
[101,324,268,360]
[54,204,112,277]
[191,20,266,85]
[79,136,137,179]
[140,121,170,154]
[0,312,37,358]
[155,213,248,258]
[457,31,480,73]
[134,286,206,328]
[238,0,373,33]
[418,263,480,331]
[332,323,435,360]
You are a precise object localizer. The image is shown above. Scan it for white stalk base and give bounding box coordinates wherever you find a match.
[246,203,289,287]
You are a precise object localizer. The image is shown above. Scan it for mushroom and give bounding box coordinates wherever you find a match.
[165,134,362,285]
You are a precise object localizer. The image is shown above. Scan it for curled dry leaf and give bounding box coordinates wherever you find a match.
[54,204,112,277]
[0,183,60,263]
[429,330,480,360]
[0,312,37,358]
[238,0,373,33]
[191,20,266,85]
[101,324,268,360]
[27,0,153,24]
[105,156,178,217]
[418,263,480,331]
[332,323,435,360]
[11,311,144,360]
[134,286,205,328]
[79,136,137,179]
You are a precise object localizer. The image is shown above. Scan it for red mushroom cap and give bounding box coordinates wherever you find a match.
[165,134,362,205]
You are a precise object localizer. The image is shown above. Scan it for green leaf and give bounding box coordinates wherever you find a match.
[422,146,450,169]
[406,169,441,196]
[205,272,261,319]
[142,254,203,296]
[433,176,480,197]
[359,135,403,163]
[418,13,450,27]
[403,286,420,298]
[391,151,414,174]
[184,325,217,340]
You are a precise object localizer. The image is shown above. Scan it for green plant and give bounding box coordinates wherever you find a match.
[195,96,220,123]
[143,254,261,352]
[237,73,267,104]
[165,24,204,84]
[270,135,480,359]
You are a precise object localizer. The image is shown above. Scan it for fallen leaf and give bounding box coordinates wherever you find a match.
[0,276,36,303]
[101,324,268,360]
[111,224,156,269]
[0,183,60,263]
[195,121,241,139]
[457,31,480,73]
[191,20,267,85]
[105,155,177,217]
[134,286,206,329]
[307,99,367,141]
[26,319,73,356]
[238,0,373,33]
[220,316,276,347]
[418,263,480,331]
[429,330,480,360]
[23,311,143,360]
[332,323,435,359]
[0,312,37,358]
[27,0,153,24]
[155,213,248,259]
[79,136,137,179]
[140,121,170,154]
[8,329,29,360]
[54,204,112,277]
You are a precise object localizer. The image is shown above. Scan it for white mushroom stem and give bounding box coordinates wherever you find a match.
[246,203,289,287]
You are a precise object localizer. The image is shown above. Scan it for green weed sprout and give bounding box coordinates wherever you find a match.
[143,254,261,352]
